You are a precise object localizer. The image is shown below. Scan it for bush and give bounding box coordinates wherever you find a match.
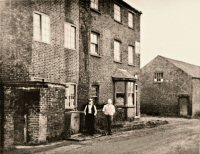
[194,111,200,118]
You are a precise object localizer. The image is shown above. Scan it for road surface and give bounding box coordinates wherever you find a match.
[37,117,200,154]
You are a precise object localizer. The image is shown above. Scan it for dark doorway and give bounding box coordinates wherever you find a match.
[14,90,40,145]
[179,96,189,117]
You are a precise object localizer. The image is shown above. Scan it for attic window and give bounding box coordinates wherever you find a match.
[154,72,164,82]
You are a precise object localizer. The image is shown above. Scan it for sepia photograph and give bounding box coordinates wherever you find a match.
[0,0,200,153]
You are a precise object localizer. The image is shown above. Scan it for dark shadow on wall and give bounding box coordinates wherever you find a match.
[0,83,4,153]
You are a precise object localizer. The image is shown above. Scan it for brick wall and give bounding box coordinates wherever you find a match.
[78,0,141,108]
[141,56,193,116]
[0,0,32,82]
[192,78,200,116]
[40,85,65,142]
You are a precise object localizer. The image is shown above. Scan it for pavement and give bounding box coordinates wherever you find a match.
[12,117,169,154]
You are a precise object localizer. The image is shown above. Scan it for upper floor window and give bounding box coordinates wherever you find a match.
[64,23,76,49]
[90,32,99,55]
[114,4,121,22]
[114,40,121,62]
[154,72,164,82]
[128,12,135,29]
[33,12,50,43]
[128,46,135,65]
[90,0,99,10]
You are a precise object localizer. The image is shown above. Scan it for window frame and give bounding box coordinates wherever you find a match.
[33,11,50,44]
[128,45,135,66]
[65,83,77,110]
[90,0,99,11]
[91,85,99,105]
[128,11,135,29]
[90,31,100,56]
[114,40,121,63]
[114,3,121,23]
[154,72,164,83]
[64,22,76,50]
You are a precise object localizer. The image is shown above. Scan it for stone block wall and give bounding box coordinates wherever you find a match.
[141,56,193,116]
[192,78,200,116]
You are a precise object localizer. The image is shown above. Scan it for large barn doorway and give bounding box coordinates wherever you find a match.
[179,96,189,117]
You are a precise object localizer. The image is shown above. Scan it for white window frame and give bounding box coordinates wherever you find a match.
[90,0,99,10]
[128,12,135,29]
[128,46,135,65]
[65,83,77,110]
[33,12,50,44]
[114,40,121,62]
[90,32,99,55]
[154,72,164,82]
[64,22,76,50]
[114,4,121,22]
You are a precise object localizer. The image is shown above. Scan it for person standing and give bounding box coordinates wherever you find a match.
[102,99,115,135]
[84,98,97,135]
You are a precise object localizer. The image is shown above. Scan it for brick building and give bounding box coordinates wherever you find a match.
[78,0,141,119]
[0,0,141,150]
[0,0,79,149]
[141,55,200,117]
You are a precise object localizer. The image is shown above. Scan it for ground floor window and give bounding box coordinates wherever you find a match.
[114,81,136,107]
[91,85,99,105]
[65,83,77,110]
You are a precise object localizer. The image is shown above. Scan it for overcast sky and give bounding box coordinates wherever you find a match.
[125,0,200,67]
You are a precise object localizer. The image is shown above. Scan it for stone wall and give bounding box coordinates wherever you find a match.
[192,78,200,116]
[140,56,193,116]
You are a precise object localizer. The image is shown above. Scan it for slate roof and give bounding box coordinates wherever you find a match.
[112,69,136,81]
[159,55,200,78]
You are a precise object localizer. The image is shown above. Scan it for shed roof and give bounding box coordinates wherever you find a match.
[159,55,200,78]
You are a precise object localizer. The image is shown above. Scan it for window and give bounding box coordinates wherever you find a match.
[90,32,99,55]
[128,12,135,29]
[114,40,121,62]
[114,4,121,22]
[91,85,99,105]
[64,23,76,49]
[128,46,135,65]
[33,12,50,43]
[65,84,77,109]
[90,0,99,10]
[154,72,164,82]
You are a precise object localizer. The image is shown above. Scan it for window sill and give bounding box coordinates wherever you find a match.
[114,60,122,64]
[115,105,135,108]
[154,81,164,84]
[33,39,50,45]
[128,26,135,31]
[128,64,136,67]
[114,19,122,25]
[64,47,76,51]
[90,54,102,58]
[91,8,101,15]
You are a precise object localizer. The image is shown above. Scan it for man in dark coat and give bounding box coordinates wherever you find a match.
[84,98,97,135]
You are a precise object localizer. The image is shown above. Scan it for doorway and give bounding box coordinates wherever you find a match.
[14,90,40,145]
[179,96,189,116]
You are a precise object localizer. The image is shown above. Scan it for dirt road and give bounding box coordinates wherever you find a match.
[37,117,200,154]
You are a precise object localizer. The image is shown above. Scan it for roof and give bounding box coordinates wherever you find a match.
[119,0,142,14]
[112,69,136,81]
[159,55,200,78]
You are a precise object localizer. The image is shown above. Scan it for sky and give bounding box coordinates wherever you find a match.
[125,0,200,67]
